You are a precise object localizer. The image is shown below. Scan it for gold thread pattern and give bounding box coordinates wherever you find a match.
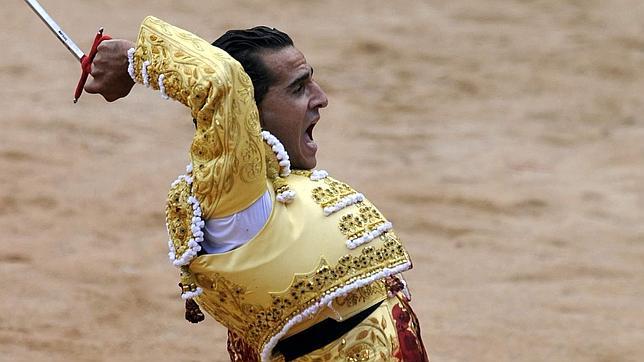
[227,294,429,361]
[291,170,313,177]
[286,298,401,361]
[312,177,360,208]
[339,206,388,241]
[333,282,387,309]
[165,178,193,257]
[193,234,408,355]
[135,16,266,219]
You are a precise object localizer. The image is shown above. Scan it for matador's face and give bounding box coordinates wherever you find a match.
[258,46,328,170]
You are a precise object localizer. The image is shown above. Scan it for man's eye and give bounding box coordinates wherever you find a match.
[293,83,305,94]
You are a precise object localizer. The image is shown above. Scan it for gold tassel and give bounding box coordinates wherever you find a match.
[185,298,205,323]
[179,282,205,323]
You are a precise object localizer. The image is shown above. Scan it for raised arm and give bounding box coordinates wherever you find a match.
[86,16,267,220]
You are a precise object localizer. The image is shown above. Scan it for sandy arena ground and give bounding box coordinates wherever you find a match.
[1,0,643,361]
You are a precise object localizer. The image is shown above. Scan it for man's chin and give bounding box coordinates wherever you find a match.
[296,142,318,170]
[291,156,316,170]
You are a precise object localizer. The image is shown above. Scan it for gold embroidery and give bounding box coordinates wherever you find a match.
[290,299,401,362]
[334,281,387,308]
[165,178,192,256]
[311,177,360,208]
[136,16,266,219]
[339,206,388,241]
[193,236,407,354]
[291,169,312,177]
[239,138,264,183]
[306,176,391,243]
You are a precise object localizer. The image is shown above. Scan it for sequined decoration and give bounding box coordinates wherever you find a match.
[193,235,408,355]
[339,206,389,242]
[165,177,193,257]
[311,177,364,215]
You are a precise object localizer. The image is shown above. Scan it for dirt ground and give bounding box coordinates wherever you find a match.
[1,0,643,361]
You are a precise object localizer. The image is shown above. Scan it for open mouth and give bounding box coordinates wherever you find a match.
[305,122,316,143]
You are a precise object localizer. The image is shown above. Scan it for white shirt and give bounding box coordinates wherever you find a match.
[201,190,272,254]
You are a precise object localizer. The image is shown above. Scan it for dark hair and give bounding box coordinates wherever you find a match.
[212,26,293,104]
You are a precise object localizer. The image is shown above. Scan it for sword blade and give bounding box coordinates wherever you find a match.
[24,0,84,61]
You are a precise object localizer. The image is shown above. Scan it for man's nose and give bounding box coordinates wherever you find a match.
[311,81,328,109]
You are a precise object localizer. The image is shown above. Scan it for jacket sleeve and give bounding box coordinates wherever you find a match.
[130,16,267,219]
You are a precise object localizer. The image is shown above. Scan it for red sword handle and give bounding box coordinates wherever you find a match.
[73,27,112,103]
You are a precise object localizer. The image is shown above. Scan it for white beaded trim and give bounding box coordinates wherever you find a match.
[170,173,193,188]
[181,287,203,300]
[346,221,393,250]
[158,74,169,100]
[310,169,328,181]
[261,131,291,177]
[260,261,412,362]
[126,47,136,81]
[128,48,170,100]
[276,189,296,203]
[167,167,204,267]
[323,193,364,216]
[141,60,151,87]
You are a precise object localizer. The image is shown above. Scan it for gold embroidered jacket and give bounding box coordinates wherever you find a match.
[130,16,414,361]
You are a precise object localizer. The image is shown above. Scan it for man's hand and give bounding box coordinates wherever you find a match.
[84,39,136,102]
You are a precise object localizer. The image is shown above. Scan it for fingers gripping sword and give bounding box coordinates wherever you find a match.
[24,0,112,103]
